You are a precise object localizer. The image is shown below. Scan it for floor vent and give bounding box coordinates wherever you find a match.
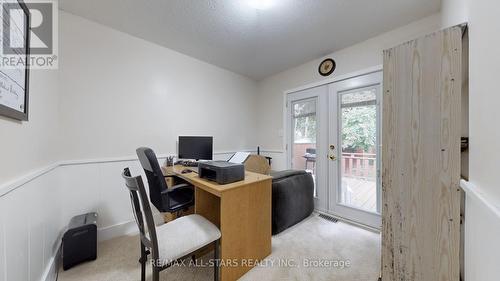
[319,213,339,223]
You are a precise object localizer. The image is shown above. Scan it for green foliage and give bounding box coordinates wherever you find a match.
[341,106,376,151]
[294,115,317,142]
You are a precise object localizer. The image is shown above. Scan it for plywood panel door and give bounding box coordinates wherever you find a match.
[382,26,463,281]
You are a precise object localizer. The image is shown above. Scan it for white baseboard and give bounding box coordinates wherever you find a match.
[98,220,138,242]
[40,242,61,281]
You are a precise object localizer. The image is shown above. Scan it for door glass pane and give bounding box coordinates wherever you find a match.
[339,88,377,212]
[291,98,317,195]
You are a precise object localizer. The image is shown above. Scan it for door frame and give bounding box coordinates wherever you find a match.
[285,85,329,211]
[328,71,383,229]
[283,65,383,228]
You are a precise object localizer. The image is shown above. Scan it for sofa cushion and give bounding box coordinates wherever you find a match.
[271,170,308,181]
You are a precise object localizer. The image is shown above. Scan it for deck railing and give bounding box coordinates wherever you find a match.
[341,152,376,179]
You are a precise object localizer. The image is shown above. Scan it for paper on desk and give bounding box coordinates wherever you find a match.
[228,152,250,164]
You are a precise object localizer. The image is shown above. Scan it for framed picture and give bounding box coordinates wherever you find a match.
[0,0,30,121]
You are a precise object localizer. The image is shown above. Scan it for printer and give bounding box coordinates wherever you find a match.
[198,161,245,184]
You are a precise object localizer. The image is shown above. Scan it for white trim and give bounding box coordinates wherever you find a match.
[281,91,288,156]
[255,149,284,154]
[0,149,264,198]
[461,179,500,219]
[284,65,383,94]
[40,242,61,281]
[60,150,239,166]
[285,86,329,211]
[98,220,138,242]
[0,162,60,198]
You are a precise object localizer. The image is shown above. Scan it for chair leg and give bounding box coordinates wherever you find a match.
[214,239,220,281]
[152,267,160,281]
[140,242,147,281]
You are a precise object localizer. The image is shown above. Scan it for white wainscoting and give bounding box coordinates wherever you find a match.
[0,167,62,281]
[461,180,500,281]
[10,150,497,281]
[0,150,245,281]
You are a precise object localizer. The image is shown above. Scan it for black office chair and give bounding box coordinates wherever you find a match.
[122,168,221,281]
[136,147,194,214]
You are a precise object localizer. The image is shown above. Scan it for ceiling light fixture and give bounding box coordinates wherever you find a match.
[247,0,275,10]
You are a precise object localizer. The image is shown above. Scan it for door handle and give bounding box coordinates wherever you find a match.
[329,154,336,161]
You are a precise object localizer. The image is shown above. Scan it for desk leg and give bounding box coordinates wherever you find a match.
[219,179,272,281]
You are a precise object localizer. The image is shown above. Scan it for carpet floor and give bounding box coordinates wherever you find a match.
[58,213,380,281]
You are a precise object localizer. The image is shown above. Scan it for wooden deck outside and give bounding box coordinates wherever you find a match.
[341,177,377,212]
[296,147,378,212]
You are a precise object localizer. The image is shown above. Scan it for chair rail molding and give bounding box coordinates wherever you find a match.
[0,149,265,198]
[460,179,500,219]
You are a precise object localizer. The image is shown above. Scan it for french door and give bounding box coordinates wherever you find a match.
[286,71,382,228]
[328,72,382,228]
[286,85,329,211]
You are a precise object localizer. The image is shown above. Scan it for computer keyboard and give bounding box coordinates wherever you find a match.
[175,160,199,167]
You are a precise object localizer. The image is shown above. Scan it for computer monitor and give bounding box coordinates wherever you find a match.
[178,136,213,161]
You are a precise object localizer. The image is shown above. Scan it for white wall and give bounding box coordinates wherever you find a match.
[441,1,500,281]
[461,0,500,204]
[441,0,468,27]
[0,69,60,184]
[58,11,258,160]
[255,14,442,170]
[442,0,500,202]
[462,181,500,281]
[0,66,61,281]
[54,9,262,246]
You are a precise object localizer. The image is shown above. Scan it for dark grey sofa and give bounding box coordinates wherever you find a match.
[271,170,314,235]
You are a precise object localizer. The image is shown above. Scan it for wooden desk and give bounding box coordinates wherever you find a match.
[162,165,272,281]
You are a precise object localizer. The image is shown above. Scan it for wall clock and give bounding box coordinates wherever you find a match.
[318,58,336,76]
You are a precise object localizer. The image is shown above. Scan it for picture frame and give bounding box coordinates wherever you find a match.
[0,0,30,121]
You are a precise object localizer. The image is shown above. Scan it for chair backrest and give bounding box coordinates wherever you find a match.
[122,168,159,258]
[136,147,168,212]
[244,154,271,175]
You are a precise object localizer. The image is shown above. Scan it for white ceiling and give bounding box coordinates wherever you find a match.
[59,0,441,80]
